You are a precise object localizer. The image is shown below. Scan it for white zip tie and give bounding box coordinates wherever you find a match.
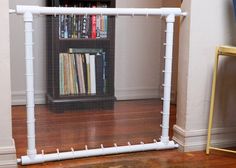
[41,150,45,161]
[56,148,60,160]
[71,148,75,159]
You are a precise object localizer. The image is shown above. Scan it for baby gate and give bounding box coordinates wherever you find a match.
[11,5,186,165]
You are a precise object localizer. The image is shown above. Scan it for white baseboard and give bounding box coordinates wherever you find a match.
[0,140,17,168]
[115,87,160,100]
[12,88,160,105]
[173,125,236,152]
[11,90,46,105]
[0,159,17,168]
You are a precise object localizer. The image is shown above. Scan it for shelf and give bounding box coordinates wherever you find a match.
[58,38,110,45]
[59,93,113,99]
[46,94,116,110]
[46,0,115,110]
[47,94,116,103]
[58,39,111,51]
[59,38,110,41]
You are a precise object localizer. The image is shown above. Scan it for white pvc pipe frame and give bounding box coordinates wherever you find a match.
[13,5,186,165]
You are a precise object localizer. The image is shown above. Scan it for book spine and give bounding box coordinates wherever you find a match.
[72,54,79,94]
[102,52,107,93]
[104,15,108,38]
[75,54,81,93]
[85,53,91,94]
[61,54,64,95]
[67,15,72,39]
[82,54,88,93]
[59,15,61,38]
[95,53,104,94]
[96,15,100,38]
[100,16,107,38]
[68,54,73,94]
[59,53,63,95]
[91,6,96,39]
[81,15,87,38]
[72,15,78,39]
[60,15,65,38]
[64,15,68,38]
[86,16,91,38]
[64,53,69,95]
[77,15,81,38]
[78,54,86,93]
[90,54,96,94]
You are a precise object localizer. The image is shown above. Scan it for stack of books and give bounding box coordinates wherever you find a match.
[58,2,108,39]
[59,48,107,96]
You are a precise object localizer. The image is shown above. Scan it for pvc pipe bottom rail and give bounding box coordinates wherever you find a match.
[18,140,178,165]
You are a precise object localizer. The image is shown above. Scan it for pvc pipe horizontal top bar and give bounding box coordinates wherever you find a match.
[16,5,186,16]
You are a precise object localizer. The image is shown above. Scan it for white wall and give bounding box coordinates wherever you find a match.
[174,0,236,151]
[115,0,162,100]
[10,0,46,105]
[0,0,17,167]
[10,0,163,105]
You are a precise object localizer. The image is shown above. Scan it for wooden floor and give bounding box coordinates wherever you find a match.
[12,99,236,168]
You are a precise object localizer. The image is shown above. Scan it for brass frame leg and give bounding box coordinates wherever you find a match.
[206,47,219,154]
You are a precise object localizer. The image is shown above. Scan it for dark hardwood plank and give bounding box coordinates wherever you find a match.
[12,99,236,168]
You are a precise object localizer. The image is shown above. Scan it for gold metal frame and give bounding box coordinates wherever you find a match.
[206,46,236,154]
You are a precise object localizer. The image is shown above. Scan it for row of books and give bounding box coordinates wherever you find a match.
[58,3,108,39]
[59,48,107,96]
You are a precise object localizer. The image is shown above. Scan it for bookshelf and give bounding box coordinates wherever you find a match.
[46,0,116,109]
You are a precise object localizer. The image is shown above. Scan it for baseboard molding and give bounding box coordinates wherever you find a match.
[11,90,46,105]
[0,140,17,168]
[173,125,236,152]
[12,88,160,105]
[115,87,160,100]
[0,160,17,168]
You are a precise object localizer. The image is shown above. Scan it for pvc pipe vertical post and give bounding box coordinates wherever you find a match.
[160,14,175,144]
[24,12,37,159]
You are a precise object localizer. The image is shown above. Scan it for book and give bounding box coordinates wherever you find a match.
[72,14,78,38]
[77,15,82,38]
[67,15,72,38]
[63,15,68,38]
[95,52,104,94]
[82,54,88,93]
[64,53,69,95]
[85,53,91,94]
[59,15,63,38]
[90,54,96,94]
[102,52,107,93]
[59,53,64,95]
[91,6,97,39]
[68,53,74,94]
[100,16,107,38]
[96,15,100,38]
[71,54,79,94]
[76,54,86,93]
